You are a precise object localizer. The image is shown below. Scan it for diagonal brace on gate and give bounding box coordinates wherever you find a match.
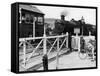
[47,38,58,55]
[26,39,43,63]
[59,37,67,51]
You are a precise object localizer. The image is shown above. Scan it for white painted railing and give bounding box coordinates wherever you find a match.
[19,31,96,71]
[72,35,80,52]
[71,35,95,52]
[19,32,69,70]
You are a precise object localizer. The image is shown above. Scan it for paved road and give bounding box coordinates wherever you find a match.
[38,51,96,70]
[20,51,96,71]
[19,48,69,71]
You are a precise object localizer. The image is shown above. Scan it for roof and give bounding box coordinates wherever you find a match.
[19,5,44,15]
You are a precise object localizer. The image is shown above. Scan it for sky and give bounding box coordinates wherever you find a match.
[34,5,96,25]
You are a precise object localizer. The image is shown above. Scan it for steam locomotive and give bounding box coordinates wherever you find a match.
[52,15,96,36]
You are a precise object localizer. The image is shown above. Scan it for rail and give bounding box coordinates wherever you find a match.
[19,32,69,71]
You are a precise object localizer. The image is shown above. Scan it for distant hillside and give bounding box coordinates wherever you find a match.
[44,18,59,23]
[44,18,59,29]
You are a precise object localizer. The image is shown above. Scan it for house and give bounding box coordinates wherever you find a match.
[19,4,45,38]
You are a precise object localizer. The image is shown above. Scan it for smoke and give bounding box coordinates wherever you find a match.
[61,10,68,16]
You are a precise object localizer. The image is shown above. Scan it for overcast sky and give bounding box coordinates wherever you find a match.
[34,5,96,25]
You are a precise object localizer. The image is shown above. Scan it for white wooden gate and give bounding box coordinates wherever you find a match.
[19,32,69,71]
[71,36,80,52]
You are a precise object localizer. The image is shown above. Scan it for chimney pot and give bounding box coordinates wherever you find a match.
[61,15,65,21]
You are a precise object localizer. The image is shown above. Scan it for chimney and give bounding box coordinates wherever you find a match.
[61,15,65,21]
[81,16,85,23]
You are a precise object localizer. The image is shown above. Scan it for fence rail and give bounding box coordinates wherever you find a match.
[19,32,69,71]
[19,31,95,71]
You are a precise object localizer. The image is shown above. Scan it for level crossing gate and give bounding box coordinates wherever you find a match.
[19,32,69,71]
[19,32,95,71]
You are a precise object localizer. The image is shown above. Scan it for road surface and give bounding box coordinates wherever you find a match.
[38,51,96,70]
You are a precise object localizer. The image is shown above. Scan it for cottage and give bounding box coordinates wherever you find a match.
[19,5,45,38]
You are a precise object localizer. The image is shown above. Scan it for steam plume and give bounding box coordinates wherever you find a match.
[61,10,68,16]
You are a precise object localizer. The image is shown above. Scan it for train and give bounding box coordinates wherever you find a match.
[52,15,96,36]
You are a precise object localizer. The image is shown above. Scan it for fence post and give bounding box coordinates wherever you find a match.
[19,8,22,24]
[42,32,48,71]
[89,31,95,60]
[68,32,72,51]
[78,36,80,52]
[33,19,35,37]
[66,32,68,48]
[23,39,26,67]
[92,47,95,61]
[56,37,59,69]
[89,31,91,36]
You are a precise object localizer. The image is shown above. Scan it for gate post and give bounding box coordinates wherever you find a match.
[66,32,68,48]
[68,32,72,51]
[78,36,80,52]
[42,32,48,71]
[23,39,26,67]
[56,37,59,69]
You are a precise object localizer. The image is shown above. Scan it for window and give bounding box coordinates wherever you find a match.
[30,14,34,23]
[25,14,30,23]
[21,11,43,24]
[37,17,43,25]
[21,12,25,23]
[21,12,35,24]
